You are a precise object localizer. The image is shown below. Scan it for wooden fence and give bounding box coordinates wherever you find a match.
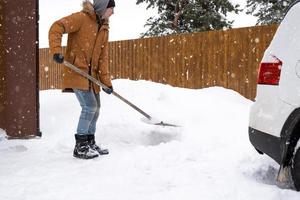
[40,24,278,100]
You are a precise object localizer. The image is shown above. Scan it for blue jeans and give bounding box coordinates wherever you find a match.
[73,89,100,135]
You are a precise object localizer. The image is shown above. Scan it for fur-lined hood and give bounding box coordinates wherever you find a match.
[82,0,95,15]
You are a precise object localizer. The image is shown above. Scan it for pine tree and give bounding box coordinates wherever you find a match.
[246,0,296,25]
[136,0,240,37]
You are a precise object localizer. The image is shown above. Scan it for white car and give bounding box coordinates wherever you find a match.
[249,0,300,190]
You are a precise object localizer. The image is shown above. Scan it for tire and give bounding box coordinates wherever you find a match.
[292,147,300,191]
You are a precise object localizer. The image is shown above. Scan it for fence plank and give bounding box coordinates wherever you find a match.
[39,25,278,100]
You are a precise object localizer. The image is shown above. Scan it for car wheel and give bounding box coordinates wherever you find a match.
[292,147,300,191]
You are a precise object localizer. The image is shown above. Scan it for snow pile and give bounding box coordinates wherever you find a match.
[0,80,299,200]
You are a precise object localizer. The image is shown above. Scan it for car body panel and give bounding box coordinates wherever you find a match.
[250,85,295,138]
[249,1,300,164]
[264,3,300,106]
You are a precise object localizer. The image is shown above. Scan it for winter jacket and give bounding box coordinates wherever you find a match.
[48,1,112,93]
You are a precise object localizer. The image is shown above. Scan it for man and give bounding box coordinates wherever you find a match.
[49,0,115,159]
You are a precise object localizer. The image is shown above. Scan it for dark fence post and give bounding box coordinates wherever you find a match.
[0,0,41,138]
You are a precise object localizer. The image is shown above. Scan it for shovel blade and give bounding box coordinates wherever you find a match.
[154,121,179,127]
[141,117,179,127]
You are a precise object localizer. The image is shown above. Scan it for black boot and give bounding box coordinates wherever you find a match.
[87,134,109,155]
[73,134,99,159]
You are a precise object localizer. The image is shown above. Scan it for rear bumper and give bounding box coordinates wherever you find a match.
[249,86,294,138]
[249,127,282,164]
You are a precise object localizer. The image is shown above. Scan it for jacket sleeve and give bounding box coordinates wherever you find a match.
[98,31,112,87]
[48,12,83,55]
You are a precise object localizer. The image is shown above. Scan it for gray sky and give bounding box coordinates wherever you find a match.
[39,0,157,47]
[39,0,256,48]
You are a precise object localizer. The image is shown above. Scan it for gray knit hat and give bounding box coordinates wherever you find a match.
[93,0,110,16]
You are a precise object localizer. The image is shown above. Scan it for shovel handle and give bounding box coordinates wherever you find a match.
[63,61,152,120]
[111,91,151,120]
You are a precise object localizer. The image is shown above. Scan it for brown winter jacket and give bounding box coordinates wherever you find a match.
[49,1,112,93]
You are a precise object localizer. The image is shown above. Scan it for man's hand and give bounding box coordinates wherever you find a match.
[102,86,113,94]
[53,53,64,64]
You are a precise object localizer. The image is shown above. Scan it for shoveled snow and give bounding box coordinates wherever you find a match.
[0,80,299,199]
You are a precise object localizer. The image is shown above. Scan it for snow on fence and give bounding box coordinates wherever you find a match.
[39,24,278,100]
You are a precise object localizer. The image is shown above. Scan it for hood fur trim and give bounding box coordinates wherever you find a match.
[82,0,95,15]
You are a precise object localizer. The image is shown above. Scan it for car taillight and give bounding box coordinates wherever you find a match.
[257,60,282,85]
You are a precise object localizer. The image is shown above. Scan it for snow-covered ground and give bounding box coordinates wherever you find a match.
[0,80,299,200]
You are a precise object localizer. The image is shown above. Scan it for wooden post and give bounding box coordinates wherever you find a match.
[0,0,41,138]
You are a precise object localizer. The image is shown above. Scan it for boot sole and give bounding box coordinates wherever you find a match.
[73,154,99,159]
[98,150,109,155]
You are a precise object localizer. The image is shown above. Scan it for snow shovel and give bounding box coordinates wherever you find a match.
[63,61,179,127]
